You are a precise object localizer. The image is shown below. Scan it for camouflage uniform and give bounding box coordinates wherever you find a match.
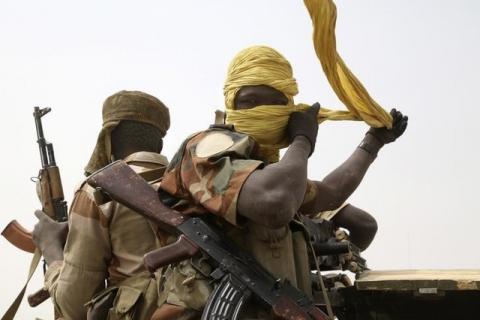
[160,126,316,319]
[40,90,171,320]
[44,153,170,320]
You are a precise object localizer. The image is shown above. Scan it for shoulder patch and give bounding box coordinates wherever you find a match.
[195,132,234,158]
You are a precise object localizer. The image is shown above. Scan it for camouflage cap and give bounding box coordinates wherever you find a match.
[84,90,170,175]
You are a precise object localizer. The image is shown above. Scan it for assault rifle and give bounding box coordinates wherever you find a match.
[2,107,68,308]
[87,160,330,320]
[302,217,367,275]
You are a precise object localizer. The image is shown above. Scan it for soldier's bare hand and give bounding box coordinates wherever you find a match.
[367,108,408,144]
[32,210,68,265]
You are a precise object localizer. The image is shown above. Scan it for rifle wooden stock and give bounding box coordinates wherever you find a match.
[87,161,185,235]
[1,220,35,253]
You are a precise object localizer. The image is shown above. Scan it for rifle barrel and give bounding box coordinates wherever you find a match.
[33,106,51,168]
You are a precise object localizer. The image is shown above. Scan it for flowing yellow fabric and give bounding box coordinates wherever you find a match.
[303,0,392,128]
[223,0,393,161]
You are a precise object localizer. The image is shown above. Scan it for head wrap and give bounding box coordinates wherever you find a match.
[224,46,355,162]
[223,0,395,162]
[224,46,298,110]
[223,46,296,162]
[84,90,170,175]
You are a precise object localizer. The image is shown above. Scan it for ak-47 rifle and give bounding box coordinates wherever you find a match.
[302,217,367,275]
[87,160,330,320]
[2,107,68,308]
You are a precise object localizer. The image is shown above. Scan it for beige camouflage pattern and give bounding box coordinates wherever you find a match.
[159,260,212,311]
[160,127,314,319]
[301,179,349,221]
[45,152,170,320]
[314,202,349,221]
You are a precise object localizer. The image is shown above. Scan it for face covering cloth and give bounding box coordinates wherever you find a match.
[223,0,393,162]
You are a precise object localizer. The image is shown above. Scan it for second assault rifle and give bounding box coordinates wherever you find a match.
[87,160,330,320]
[302,216,367,275]
[2,107,68,308]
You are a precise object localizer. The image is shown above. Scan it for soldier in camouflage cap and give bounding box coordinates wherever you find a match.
[33,90,173,320]
[85,90,170,175]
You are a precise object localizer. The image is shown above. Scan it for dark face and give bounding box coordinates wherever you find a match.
[111,120,163,160]
[234,85,288,110]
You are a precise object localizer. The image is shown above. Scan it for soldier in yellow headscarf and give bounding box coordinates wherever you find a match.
[222,44,408,252]
[155,0,408,318]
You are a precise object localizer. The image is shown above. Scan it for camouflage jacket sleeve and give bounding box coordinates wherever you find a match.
[300,179,319,214]
[45,185,111,319]
[300,179,348,218]
[161,128,264,225]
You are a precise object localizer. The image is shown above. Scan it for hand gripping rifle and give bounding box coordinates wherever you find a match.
[87,160,329,320]
[1,107,68,309]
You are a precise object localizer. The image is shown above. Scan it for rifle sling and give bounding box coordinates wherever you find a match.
[310,244,334,320]
[1,249,42,320]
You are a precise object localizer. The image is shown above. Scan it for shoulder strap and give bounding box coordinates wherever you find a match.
[1,250,42,320]
[209,123,234,131]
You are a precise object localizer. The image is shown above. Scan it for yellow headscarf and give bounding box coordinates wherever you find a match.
[224,0,393,162]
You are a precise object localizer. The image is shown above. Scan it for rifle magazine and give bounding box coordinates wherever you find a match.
[201,273,251,320]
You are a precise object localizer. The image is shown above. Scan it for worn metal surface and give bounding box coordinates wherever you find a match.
[339,286,480,320]
[333,269,480,320]
[355,269,480,291]
[87,160,186,234]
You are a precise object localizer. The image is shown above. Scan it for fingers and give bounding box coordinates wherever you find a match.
[399,117,408,134]
[308,102,321,117]
[390,108,402,118]
[396,111,403,122]
[393,111,408,137]
[32,224,38,240]
[34,209,47,221]
[390,108,399,116]
[390,108,408,130]
[393,110,402,123]
[34,209,54,222]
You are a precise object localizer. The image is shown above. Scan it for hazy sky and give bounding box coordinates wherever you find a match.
[1,0,479,318]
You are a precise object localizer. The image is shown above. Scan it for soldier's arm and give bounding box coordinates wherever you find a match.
[301,134,381,213]
[300,109,408,214]
[238,106,320,228]
[238,136,311,228]
[46,189,110,319]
